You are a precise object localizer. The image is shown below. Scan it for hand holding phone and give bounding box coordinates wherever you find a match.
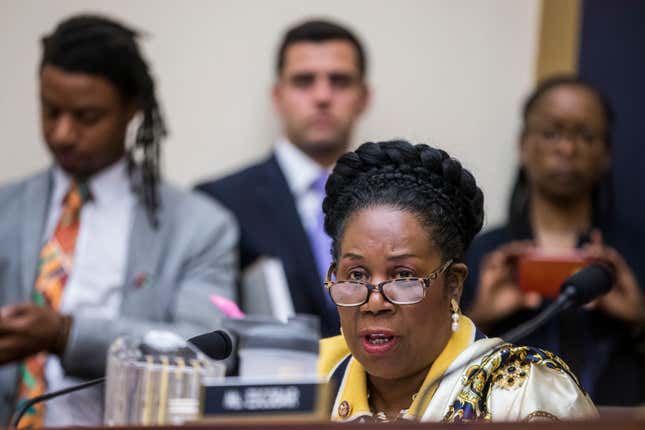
[469,241,542,327]
[583,230,645,325]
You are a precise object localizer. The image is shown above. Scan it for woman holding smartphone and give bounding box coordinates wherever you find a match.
[463,75,645,406]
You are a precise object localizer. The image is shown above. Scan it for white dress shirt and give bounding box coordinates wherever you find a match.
[274,138,330,234]
[43,159,135,426]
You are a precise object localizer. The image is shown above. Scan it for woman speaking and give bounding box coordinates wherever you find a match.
[318,140,596,422]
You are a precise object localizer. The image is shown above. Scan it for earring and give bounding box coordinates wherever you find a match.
[450,298,460,333]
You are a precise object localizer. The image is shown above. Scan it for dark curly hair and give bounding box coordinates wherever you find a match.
[323,140,484,262]
[41,14,167,228]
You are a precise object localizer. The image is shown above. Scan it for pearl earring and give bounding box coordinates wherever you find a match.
[450,298,460,333]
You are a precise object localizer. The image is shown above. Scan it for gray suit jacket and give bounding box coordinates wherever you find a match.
[0,169,238,423]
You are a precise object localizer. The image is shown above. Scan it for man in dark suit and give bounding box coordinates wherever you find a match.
[197,20,370,337]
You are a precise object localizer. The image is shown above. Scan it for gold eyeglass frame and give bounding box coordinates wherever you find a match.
[324,259,453,307]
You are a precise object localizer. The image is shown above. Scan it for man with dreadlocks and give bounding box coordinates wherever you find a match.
[0,15,238,426]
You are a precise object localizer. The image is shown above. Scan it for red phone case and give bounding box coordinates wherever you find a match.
[517,252,587,299]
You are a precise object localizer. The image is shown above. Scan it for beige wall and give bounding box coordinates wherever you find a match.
[0,0,540,229]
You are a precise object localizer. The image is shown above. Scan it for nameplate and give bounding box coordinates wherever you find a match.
[200,377,330,421]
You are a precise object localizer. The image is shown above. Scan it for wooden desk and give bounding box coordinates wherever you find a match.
[10,417,643,430]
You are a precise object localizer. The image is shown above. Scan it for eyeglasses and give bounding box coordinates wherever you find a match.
[527,126,604,147]
[324,260,453,307]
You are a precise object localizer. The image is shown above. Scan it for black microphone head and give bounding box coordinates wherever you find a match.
[188,329,234,361]
[560,263,614,306]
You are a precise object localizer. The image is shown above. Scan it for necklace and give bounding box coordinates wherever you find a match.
[369,392,418,422]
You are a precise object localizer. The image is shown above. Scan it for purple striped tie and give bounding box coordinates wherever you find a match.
[307,173,334,305]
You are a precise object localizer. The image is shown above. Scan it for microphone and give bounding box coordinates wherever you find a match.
[187,329,234,361]
[12,329,234,428]
[501,263,613,342]
[413,263,614,422]
[558,263,614,307]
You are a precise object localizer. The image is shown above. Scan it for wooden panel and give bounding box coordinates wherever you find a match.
[535,0,582,82]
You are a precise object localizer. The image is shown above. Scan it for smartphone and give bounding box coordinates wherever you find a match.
[517,251,588,299]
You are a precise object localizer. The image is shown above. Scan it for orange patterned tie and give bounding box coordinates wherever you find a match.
[15,181,87,428]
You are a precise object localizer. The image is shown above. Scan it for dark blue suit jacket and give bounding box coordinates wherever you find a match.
[196,155,340,337]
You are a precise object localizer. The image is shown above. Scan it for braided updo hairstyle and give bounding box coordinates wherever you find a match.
[323,140,484,263]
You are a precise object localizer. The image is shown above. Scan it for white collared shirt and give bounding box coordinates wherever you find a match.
[274,138,331,233]
[43,159,135,426]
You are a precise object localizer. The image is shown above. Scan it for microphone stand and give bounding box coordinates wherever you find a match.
[12,377,105,428]
[501,285,575,342]
[11,329,235,428]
